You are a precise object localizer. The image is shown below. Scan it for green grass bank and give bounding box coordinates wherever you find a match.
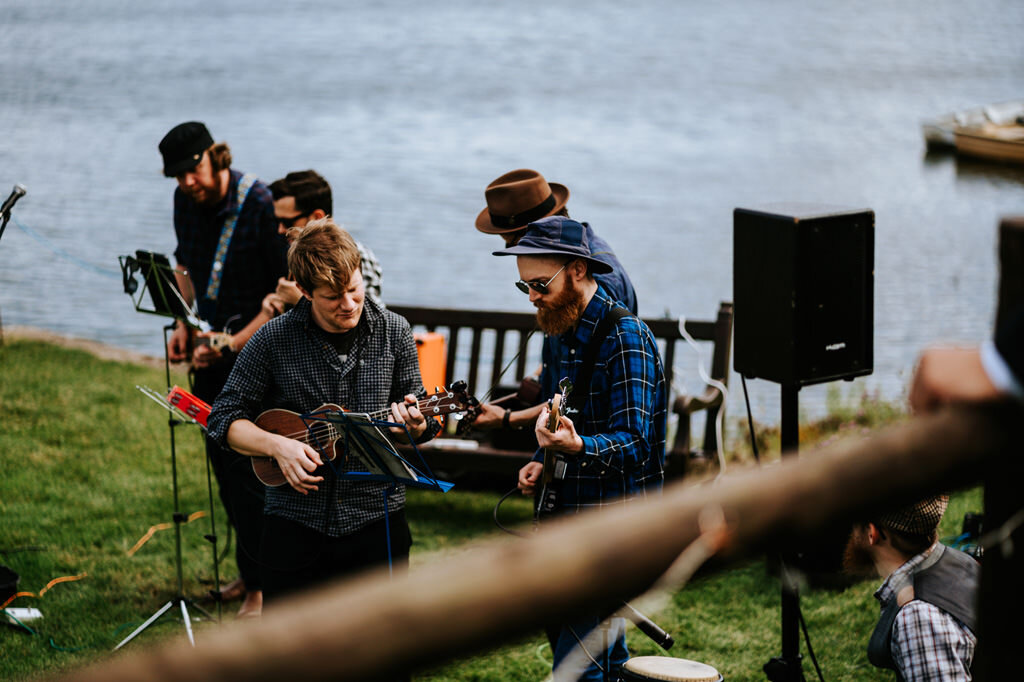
[0,337,980,681]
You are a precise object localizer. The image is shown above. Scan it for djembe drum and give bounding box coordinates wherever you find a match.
[619,656,723,682]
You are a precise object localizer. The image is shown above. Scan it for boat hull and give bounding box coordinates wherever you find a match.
[953,124,1024,164]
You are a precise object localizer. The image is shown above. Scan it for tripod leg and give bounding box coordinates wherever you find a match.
[114,600,175,650]
[180,599,195,646]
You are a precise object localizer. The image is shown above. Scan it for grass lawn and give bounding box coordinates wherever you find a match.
[0,338,981,681]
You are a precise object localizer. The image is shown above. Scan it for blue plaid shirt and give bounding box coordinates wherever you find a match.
[537,287,666,513]
[173,169,287,331]
[207,297,441,536]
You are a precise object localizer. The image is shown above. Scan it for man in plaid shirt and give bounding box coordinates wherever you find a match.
[493,215,667,682]
[208,218,440,613]
[844,495,978,681]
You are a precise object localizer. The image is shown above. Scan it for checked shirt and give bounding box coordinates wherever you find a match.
[208,296,441,537]
[536,287,667,514]
[875,544,977,681]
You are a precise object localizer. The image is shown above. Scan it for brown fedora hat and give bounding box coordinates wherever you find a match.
[475,169,569,234]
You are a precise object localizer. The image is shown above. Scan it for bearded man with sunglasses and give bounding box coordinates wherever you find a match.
[494,216,667,682]
[158,121,287,618]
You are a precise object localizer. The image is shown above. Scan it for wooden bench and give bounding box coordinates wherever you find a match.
[389,302,733,480]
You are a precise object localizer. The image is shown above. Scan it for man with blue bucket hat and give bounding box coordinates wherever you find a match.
[494,215,667,682]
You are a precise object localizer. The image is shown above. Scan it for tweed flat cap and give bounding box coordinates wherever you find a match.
[878,495,949,535]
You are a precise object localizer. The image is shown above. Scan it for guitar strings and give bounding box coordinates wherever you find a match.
[269,395,459,442]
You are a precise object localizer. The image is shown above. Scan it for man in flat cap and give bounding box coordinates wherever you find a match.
[495,215,666,682]
[844,495,979,680]
[158,121,287,617]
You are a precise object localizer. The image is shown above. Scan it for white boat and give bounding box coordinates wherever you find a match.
[922,100,1024,149]
[953,122,1024,164]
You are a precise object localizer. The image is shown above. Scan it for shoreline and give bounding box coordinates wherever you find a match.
[3,325,166,369]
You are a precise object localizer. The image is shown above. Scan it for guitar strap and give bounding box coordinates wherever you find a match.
[537,305,631,522]
[198,172,257,323]
[568,305,632,417]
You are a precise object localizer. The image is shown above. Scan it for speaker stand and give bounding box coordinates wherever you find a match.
[764,384,806,682]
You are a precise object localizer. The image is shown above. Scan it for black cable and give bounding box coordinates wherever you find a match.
[797,600,826,682]
[493,487,529,538]
[0,546,46,555]
[740,374,760,463]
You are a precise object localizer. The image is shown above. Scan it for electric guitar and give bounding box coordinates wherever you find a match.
[251,381,475,487]
[535,378,572,522]
[195,331,233,354]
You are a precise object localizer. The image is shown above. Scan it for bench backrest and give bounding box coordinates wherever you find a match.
[389,302,734,451]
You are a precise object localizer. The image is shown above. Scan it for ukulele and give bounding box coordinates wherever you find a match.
[535,377,572,522]
[250,381,474,487]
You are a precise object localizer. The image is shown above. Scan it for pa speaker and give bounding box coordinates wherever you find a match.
[733,203,874,386]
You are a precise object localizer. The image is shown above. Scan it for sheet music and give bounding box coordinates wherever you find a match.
[340,412,419,482]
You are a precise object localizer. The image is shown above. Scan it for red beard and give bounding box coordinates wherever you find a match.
[536,277,586,336]
[841,527,876,578]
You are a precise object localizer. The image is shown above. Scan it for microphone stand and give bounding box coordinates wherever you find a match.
[0,183,27,245]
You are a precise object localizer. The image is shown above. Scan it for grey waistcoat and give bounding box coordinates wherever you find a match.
[867,544,979,679]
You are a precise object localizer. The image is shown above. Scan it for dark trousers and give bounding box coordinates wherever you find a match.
[260,510,412,605]
[193,364,265,591]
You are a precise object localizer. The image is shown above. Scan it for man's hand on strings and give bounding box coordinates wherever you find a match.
[268,434,325,495]
[389,394,427,440]
[535,404,584,455]
[471,403,506,429]
[192,331,229,368]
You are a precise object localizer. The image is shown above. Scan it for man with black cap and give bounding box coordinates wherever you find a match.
[158,120,287,617]
[844,496,979,680]
[473,169,639,433]
[494,215,667,682]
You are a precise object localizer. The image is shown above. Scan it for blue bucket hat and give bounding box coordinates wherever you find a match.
[492,216,613,274]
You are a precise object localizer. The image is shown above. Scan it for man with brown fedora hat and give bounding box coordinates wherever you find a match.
[476,169,637,314]
[844,495,979,680]
[472,170,638,433]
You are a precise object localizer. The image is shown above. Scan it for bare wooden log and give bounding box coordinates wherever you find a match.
[51,402,1020,682]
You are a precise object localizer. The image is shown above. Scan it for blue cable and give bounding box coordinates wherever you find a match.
[10,216,121,279]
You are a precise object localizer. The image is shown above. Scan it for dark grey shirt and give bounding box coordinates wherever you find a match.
[207,296,440,536]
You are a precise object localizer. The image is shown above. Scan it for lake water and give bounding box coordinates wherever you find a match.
[2,0,1023,428]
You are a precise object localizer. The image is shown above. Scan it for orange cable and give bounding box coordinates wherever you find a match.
[126,510,208,557]
[1,573,88,610]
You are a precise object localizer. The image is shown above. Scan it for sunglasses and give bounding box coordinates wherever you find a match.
[277,212,310,229]
[515,263,568,295]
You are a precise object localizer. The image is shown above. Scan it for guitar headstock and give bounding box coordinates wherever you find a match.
[422,380,478,418]
[546,377,573,433]
[196,331,233,353]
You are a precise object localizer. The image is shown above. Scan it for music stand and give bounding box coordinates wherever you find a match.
[114,252,219,650]
[311,409,453,574]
